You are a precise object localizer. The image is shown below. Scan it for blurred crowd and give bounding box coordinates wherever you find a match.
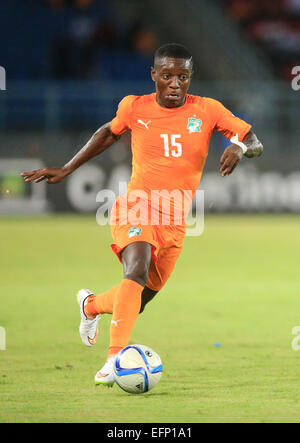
[3,0,299,84]
[47,0,158,80]
[0,0,158,81]
[225,0,300,81]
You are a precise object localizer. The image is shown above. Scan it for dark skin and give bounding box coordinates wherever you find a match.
[20,56,263,313]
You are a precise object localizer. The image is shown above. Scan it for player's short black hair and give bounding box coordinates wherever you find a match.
[154,43,193,67]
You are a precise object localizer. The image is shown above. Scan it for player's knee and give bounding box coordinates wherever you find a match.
[124,258,149,287]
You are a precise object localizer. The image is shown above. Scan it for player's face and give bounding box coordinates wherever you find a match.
[151,57,193,108]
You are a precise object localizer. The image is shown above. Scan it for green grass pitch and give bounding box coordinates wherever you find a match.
[1,214,300,423]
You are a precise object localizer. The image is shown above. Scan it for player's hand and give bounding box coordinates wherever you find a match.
[20,167,72,184]
[219,144,243,177]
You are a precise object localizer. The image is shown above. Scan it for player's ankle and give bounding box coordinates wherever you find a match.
[83,295,97,319]
[107,346,123,360]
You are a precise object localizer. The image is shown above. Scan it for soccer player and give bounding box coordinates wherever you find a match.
[21,43,263,386]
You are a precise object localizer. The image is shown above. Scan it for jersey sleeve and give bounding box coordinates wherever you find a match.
[110,95,136,135]
[209,98,252,142]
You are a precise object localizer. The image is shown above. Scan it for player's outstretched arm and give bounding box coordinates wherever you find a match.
[20,122,120,184]
[219,130,263,177]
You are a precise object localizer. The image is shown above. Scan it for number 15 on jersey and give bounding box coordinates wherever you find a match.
[160,134,182,158]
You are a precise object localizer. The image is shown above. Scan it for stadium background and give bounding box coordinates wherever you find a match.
[1,0,300,425]
[1,0,300,215]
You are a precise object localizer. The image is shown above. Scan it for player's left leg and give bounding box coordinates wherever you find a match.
[82,285,158,317]
[139,286,158,313]
[77,288,100,347]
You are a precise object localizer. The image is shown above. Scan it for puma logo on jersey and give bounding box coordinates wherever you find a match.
[138,119,151,130]
[111,319,123,327]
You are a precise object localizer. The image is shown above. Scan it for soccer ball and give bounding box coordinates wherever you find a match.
[113,344,163,394]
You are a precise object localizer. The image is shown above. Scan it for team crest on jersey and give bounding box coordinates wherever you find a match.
[128,227,142,238]
[187,117,202,134]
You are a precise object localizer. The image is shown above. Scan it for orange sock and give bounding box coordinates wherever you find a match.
[108,279,143,358]
[84,285,119,318]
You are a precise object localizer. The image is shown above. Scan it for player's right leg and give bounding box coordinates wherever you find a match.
[95,241,152,386]
[92,287,157,386]
[94,355,116,387]
[93,233,184,385]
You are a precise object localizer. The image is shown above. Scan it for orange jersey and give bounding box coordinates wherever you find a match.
[110,93,251,223]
